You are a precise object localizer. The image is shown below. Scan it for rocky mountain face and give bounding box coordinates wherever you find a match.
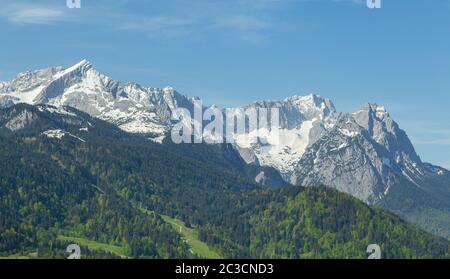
[234,94,337,180]
[291,105,433,204]
[1,61,448,209]
[0,60,195,143]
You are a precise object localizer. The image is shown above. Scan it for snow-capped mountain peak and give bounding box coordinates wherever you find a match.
[284,93,336,115]
[55,59,92,77]
[0,61,184,141]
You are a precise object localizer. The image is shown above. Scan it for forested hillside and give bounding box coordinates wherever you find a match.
[0,104,449,258]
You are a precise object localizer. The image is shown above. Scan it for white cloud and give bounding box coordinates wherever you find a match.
[119,16,197,32]
[216,15,270,31]
[0,0,338,41]
[112,10,272,42]
[0,2,72,25]
[413,138,450,146]
[0,0,291,42]
[9,7,66,24]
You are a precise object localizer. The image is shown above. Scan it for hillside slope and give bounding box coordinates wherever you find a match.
[0,104,449,258]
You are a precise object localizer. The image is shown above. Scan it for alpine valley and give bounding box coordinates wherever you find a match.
[0,60,449,259]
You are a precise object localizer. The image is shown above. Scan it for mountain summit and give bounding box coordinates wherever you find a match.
[0,60,193,142]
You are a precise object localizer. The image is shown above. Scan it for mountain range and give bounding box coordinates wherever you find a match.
[1,60,449,241]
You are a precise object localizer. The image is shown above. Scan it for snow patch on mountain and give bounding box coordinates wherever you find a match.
[233,94,337,179]
[37,105,77,117]
[235,119,316,177]
[42,129,86,142]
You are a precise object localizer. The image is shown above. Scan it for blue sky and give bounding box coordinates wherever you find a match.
[0,0,449,168]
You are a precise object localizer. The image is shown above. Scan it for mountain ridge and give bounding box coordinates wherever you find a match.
[1,60,449,239]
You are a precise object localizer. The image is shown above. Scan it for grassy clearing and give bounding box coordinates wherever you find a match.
[160,214,222,259]
[2,220,221,259]
[135,205,222,259]
[57,235,127,257]
[0,252,37,259]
